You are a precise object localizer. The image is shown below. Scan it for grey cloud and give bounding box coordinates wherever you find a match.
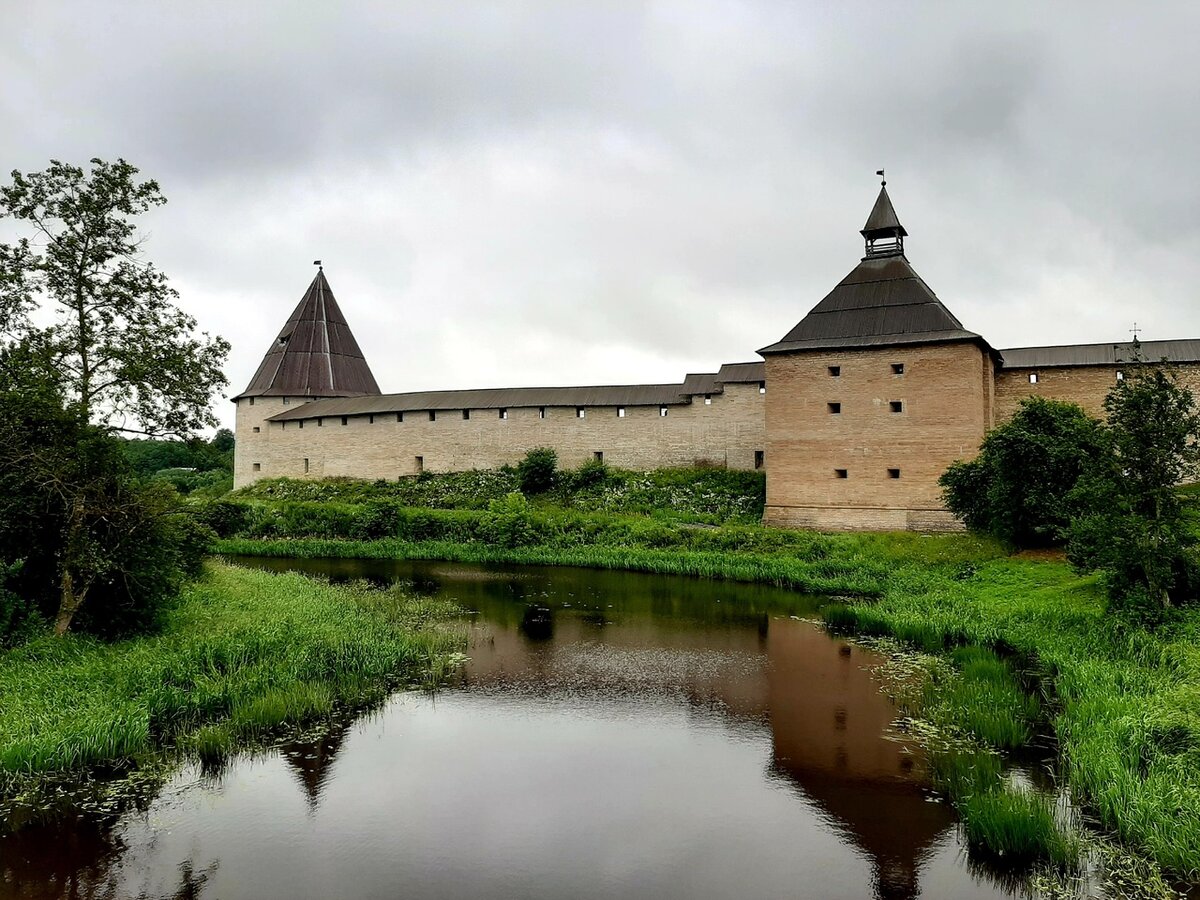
[3,0,1200,432]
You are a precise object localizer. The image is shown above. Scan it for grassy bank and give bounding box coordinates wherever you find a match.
[217,525,1200,883]
[0,562,463,796]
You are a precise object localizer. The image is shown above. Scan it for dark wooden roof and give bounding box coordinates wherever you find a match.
[999,339,1200,369]
[235,270,381,400]
[265,362,765,421]
[759,254,985,355]
[861,185,907,238]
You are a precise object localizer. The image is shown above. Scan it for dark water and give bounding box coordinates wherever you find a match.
[1,558,1017,900]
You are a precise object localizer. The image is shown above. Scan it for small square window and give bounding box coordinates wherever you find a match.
[577,408,586,419]
[414,456,423,474]
[828,366,841,377]
[252,426,260,433]
[1029,373,1039,384]
[303,458,309,474]
[759,382,766,394]
[1116,371,1124,382]
[249,396,255,406]
[827,402,841,414]
[317,418,323,427]
[888,468,901,479]
[299,420,304,429]
[754,450,764,470]
[891,363,905,375]
[369,414,375,424]
[594,451,603,462]
[660,407,668,417]
[252,462,261,472]
[834,468,848,479]
[462,409,470,420]
[397,412,404,423]
[499,408,508,420]
[704,394,712,405]
[539,407,546,419]
[617,407,626,418]
[429,411,436,422]
[889,401,903,413]
[282,396,289,405]
[341,416,348,426]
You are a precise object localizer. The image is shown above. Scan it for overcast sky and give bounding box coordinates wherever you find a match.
[4,1,1199,431]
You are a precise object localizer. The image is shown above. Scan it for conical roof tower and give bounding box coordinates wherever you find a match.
[760,179,986,355]
[236,268,381,399]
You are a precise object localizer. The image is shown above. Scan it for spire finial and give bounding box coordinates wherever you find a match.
[313,259,323,270]
[876,168,886,187]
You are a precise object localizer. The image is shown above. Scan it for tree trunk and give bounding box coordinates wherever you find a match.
[54,568,85,635]
[54,502,90,635]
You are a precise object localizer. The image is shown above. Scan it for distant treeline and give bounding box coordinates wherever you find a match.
[122,429,234,497]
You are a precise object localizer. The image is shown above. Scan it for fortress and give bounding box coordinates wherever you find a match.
[233,183,1200,530]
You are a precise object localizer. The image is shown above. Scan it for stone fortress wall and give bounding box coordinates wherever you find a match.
[233,378,768,488]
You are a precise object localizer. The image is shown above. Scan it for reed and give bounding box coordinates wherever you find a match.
[961,788,1080,870]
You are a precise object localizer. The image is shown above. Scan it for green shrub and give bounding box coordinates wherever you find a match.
[939,397,1107,548]
[563,459,609,491]
[481,493,538,548]
[192,499,254,538]
[518,447,558,494]
[352,500,402,540]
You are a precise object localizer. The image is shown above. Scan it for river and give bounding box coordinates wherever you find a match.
[1,558,1020,900]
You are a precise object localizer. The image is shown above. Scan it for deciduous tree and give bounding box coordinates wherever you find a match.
[0,157,228,436]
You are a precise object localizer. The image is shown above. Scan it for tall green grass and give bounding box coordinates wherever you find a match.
[962,789,1080,869]
[0,563,463,790]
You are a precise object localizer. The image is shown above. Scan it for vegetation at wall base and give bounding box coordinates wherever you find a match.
[0,562,463,806]
[233,461,765,525]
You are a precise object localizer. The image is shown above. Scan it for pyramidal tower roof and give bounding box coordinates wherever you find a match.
[236,268,382,400]
[860,184,907,239]
[760,180,985,355]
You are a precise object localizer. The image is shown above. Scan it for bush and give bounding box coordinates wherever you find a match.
[352,500,402,540]
[481,493,538,548]
[940,397,1107,547]
[517,448,558,495]
[562,459,609,491]
[192,498,254,538]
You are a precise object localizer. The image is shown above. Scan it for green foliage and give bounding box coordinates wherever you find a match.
[1067,361,1200,613]
[0,562,464,786]
[0,158,229,435]
[518,447,558,494]
[560,458,609,491]
[236,464,765,525]
[121,429,234,499]
[961,789,1080,869]
[0,365,212,639]
[940,397,1107,547]
[480,492,538,548]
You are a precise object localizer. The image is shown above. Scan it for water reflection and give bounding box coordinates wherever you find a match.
[2,559,1010,900]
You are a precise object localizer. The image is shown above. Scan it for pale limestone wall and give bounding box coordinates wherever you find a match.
[233,382,766,488]
[995,362,1200,423]
[762,342,990,532]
